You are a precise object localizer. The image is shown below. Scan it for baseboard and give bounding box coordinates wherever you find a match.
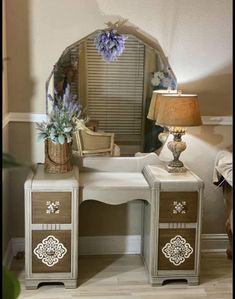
[2,239,13,268]
[11,238,26,256]
[201,233,229,252]
[79,235,141,255]
[3,234,229,267]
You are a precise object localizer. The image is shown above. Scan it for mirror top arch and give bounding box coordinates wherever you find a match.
[46,22,177,92]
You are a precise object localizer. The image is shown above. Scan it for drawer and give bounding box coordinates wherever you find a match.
[158,228,195,270]
[159,192,197,223]
[32,230,71,273]
[32,192,71,224]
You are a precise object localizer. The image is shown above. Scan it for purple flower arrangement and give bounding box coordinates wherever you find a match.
[94,29,128,62]
[37,84,81,144]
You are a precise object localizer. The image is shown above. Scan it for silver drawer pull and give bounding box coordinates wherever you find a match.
[46,201,60,214]
[173,201,187,214]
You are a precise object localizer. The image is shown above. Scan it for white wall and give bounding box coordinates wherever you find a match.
[4,0,232,240]
[97,0,232,115]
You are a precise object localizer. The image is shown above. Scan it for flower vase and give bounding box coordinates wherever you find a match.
[44,139,73,174]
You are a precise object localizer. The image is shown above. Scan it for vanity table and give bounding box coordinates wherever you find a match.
[24,154,203,289]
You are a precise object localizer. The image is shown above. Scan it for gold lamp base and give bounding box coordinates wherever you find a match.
[166,128,187,173]
[167,164,187,173]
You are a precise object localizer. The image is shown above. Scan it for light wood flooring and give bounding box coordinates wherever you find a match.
[11,252,232,299]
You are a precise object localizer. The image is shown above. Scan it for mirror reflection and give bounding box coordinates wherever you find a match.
[46,27,177,156]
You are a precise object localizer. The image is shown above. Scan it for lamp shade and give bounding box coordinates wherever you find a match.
[147,89,178,121]
[156,94,202,127]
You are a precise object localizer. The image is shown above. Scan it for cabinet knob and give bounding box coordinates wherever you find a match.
[172,201,187,214]
[46,201,60,214]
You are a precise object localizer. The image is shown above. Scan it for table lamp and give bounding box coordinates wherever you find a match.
[147,89,178,145]
[155,91,202,173]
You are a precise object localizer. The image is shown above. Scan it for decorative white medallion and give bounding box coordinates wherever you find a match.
[33,235,67,267]
[162,235,193,266]
[173,201,187,214]
[46,201,60,214]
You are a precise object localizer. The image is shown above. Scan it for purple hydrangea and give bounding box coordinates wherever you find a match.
[94,29,128,62]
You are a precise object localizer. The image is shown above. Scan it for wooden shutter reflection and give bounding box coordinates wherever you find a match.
[86,36,145,144]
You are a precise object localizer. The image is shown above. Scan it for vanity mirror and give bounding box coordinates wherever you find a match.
[46,22,177,155]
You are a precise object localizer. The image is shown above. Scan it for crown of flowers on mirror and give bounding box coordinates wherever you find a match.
[36,84,81,145]
[151,69,177,90]
[94,29,128,62]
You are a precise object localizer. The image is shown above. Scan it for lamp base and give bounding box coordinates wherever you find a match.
[167,128,187,173]
[166,164,187,173]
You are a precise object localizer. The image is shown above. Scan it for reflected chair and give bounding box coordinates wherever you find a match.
[73,120,120,156]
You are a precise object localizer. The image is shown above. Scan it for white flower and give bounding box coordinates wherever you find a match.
[162,77,172,88]
[151,76,160,86]
[154,71,165,79]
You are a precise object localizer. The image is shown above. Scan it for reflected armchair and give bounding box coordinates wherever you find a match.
[73,120,120,156]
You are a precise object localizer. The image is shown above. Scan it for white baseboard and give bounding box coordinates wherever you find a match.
[3,234,229,268]
[201,233,229,252]
[3,239,13,268]
[79,235,141,255]
[11,238,26,257]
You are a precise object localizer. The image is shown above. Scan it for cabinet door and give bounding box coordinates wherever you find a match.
[32,192,71,224]
[32,230,71,273]
[159,192,197,223]
[158,229,195,270]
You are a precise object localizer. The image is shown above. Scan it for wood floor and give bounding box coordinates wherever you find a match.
[11,252,232,299]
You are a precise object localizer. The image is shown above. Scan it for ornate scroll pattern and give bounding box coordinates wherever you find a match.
[162,235,193,266]
[46,201,60,214]
[173,201,187,214]
[33,235,67,267]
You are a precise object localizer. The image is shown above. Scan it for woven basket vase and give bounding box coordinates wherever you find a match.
[44,139,73,174]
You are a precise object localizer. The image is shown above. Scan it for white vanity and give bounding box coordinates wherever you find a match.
[24,153,203,289]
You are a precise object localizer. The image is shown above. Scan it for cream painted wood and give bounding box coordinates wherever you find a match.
[79,172,150,205]
[76,154,162,205]
[143,164,204,286]
[24,155,204,289]
[24,164,79,289]
[73,152,164,172]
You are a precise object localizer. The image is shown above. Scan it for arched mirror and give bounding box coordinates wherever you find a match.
[46,23,177,156]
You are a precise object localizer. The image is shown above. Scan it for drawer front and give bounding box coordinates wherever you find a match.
[32,192,71,224]
[32,230,71,273]
[159,192,197,223]
[158,228,195,270]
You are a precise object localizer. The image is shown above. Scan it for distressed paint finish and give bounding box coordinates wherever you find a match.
[24,165,79,289]
[143,164,204,286]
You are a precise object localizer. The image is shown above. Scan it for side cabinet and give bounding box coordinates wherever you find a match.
[143,165,204,286]
[24,164,79,289]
